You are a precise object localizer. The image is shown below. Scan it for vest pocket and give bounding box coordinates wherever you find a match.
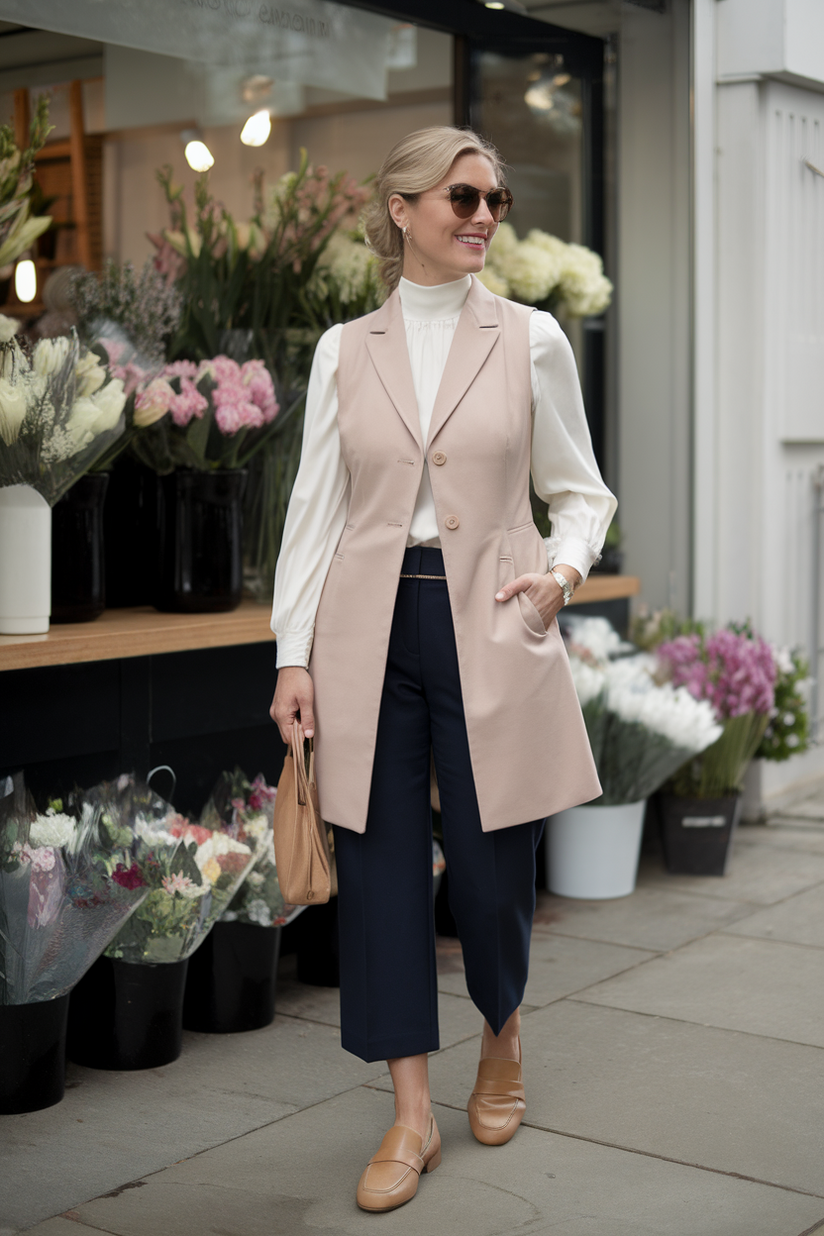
[518,590,549,637]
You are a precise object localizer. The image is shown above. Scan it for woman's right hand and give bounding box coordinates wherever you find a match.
[270,667,316,744]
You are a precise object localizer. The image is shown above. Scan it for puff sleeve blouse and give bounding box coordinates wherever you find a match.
[271,274,617,669]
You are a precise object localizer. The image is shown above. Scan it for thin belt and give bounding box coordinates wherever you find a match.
[400,545,446,581]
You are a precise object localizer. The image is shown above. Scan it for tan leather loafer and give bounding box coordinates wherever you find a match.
[467,1044,525,1146]
[356,1116,441,1212]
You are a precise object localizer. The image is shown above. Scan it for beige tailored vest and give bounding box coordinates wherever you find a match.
[308,275,601,833]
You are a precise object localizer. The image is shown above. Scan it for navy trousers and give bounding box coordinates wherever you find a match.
[333,546,545,1064]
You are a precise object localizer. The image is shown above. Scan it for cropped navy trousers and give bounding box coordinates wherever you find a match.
[333,546,544,1064]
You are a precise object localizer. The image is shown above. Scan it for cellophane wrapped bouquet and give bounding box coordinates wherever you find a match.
[656,624,777,796]
[0,773,149,1004]
[208,770,304,929]
[564,617,723,805]
[85,774,265,965]
[0,323,127,504]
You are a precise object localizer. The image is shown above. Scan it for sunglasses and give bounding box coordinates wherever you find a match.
[444,183,513,221]
[407,183,514,222]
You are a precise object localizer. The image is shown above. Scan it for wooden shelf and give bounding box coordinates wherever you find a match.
[569,574,640,605]
[0,600,275,672]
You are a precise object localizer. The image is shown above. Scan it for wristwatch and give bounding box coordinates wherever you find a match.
[550,568,574,606]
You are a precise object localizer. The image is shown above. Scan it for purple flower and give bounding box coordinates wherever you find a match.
[112,861,146,890]
[658,626,776,721]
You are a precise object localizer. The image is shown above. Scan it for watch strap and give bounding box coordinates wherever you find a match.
[550,569,574,606]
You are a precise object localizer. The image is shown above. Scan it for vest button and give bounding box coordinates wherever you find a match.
[444,515,460,530]
[432,451,447,466]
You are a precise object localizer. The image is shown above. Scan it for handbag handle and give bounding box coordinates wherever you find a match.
[291,719,314,807]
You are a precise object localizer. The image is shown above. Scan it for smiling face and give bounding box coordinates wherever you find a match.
[388,152,501,287]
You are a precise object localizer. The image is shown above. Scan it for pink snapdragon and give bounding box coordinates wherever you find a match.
[658,629,776,720]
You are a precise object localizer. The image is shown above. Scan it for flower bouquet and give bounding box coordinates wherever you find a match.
[0,94,53,275]
[653,624,777,873]
[0,772,149,1112]
[477,222,612,318]
[547,618,722,899]
[0,322,128,633]
[66,774,265,1070]
[183,770,302,1033]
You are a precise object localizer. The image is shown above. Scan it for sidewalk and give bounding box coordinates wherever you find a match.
[3,795,824,1236]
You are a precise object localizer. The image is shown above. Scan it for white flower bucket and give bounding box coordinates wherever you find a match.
[0,484,51,634]
[547,800,646,900]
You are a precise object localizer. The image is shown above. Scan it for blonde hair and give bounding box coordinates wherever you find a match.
[362,126,506,292]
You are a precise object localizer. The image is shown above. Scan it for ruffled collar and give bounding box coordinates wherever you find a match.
[398,275,472,322]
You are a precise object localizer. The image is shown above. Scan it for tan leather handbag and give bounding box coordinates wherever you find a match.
[272,720,334,905]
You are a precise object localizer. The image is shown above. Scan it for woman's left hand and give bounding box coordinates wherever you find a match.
[495,564,582,630]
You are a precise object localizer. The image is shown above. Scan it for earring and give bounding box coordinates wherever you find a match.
[402,225,411,243]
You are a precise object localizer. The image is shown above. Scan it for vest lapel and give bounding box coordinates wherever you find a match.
[364,289,422,451]
[426,276,501,450]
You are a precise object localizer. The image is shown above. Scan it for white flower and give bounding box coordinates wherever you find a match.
[566,616,633,665]
[246,898,272,926]
[30,808,76,849]
[602,656,722,752]
[75,350,107,398]
[32,336,71,379]
[498,240,562,304]
[135,818,178,848]
[0,314,20,342]
[770,644,794,677]
[194,833,251,872]
[475,266,510,298]
[558,243,612,317]
[0,377,29,444]
[569,657,606,706]
[133,377,174,427]
[89,377,126,428]
[246,870,265,888]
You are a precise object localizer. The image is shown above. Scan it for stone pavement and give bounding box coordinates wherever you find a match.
[2,793,824,1236]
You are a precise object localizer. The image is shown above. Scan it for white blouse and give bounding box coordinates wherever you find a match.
[271,275,617,669]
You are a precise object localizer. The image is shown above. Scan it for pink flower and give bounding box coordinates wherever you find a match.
[658,627,776,720]
[162,872,197,896]
[169,376,208,427]
[163,360,199,381]
[241,360,279,423]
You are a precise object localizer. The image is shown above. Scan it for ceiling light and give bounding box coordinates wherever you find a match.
[184,139,214,172]
[240,109,272,148]
[485,3,505,8]
[14,258,36,303]
[481,0,528,12]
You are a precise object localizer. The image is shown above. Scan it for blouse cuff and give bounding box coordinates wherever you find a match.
[544,536,599,582]
[274,628,314,670]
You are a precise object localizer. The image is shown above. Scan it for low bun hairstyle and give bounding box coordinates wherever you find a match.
[362,126,505,292]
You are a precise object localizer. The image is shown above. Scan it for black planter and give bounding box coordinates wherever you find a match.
[51,473,110,623]
[103,459,158,607]
[183,922,282,1034]
[659,794,741,876]
[67,955,189,1070]
[155,469,247,613]
[0,994,70,1114]
[281,899,340,987]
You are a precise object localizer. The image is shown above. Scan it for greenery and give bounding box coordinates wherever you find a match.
[0,94,53,271]
[758,647,810,762]
[667,711,770,798]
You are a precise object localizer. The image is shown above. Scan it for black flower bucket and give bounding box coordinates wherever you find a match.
[659,794,741,876]
[182,921,282,1034]
[67,956,189,1070]
[51,473,110,623]
[154,469,247,613]
[0,994,70,1114]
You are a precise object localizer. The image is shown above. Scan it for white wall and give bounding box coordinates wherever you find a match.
[718,0,824,89]
[710,76,824,802]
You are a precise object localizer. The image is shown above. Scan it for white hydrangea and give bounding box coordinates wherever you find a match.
[498,240,562,304]
[135,817,178,848]
[475,266,510,298]
[558,243,613,317]
[30,808,76,849]
[312,233,377,305]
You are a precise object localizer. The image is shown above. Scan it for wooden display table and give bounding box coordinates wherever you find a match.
[0,600,275,673]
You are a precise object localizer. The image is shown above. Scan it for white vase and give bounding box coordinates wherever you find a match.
[547,800,646,900]
[0,484,51,634]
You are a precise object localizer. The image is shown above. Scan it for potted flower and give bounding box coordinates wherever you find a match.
[183,770,303,1034]
[548,618,722,899]
[0,773,148,1113]
[66,775,264,1070]
[0,324,127,633]
[655,624,777,874]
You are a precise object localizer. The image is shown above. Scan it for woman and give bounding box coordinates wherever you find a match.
[270,126,616,1212]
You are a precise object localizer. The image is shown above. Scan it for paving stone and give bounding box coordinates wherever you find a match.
[0,1015,383,1231]
[779,790,824,821]
[638,845,824,906]
[63,1086,824,1236]
[724,884,824,949]
[576,933,824,1047]
[532,885,753,952]
[525,1001,824,1195]
[436,931,656,1009]
[736,822,824,854]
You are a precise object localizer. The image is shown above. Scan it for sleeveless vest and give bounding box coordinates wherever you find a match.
[308,275,601,833]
